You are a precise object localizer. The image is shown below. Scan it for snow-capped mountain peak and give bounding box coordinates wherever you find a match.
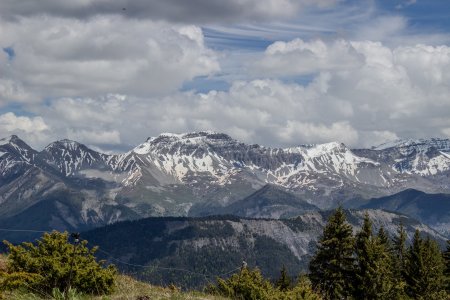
[41,139,106,176]
[0,135,36,163]
[134,131,237,158]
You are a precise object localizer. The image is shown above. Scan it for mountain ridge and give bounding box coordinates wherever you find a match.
[1,132,450,237]
[83,209,447,288]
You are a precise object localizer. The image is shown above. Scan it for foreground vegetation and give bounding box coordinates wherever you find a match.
[1,208,450,299]
[1,274,229,300]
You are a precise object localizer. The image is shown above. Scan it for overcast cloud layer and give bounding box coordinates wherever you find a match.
[0,0,450,151]
[0,0,338,23]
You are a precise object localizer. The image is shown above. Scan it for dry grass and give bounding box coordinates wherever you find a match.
[91,275,229,300]
[0,275,229,300]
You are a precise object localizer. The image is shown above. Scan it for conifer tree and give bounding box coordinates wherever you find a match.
[405,229,424,297]
[275,265,291,291]
[377,226,390,248]
[405,230,446,299]
[393,222,407,276]
[354,214,396,299]
[421,237,446,299]
[309,207,355,299]
[356,212,372,247]
[444,240,450,292]
[388,222,409,298]
[354,212,372,298]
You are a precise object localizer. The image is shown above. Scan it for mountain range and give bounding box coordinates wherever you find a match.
[1,131,450,240]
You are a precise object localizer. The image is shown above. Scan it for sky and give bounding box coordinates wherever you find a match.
[0,0,450,152]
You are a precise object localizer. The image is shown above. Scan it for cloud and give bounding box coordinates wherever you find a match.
[26,39,450,151]
[279,121,359,145]
[355,16,407,42]
[254,39,364,76]
[0,112,47,132]
[442,128,450,138]
[31,94,126,148]
[1,1,449,151]
[396,0,417,9]
[26,78,368,149]
[0,112,50,146]
[0,79,33,105]
[0,16,219,100]
[360,131,400,149]
[66,129,121,145]
[253,39,450,145]
[0,0,339,23]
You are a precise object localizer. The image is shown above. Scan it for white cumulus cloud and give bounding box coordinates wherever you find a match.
[0,16,219,100]
[0,112,50,146]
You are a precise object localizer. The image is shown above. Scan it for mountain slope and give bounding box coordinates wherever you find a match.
[190,184,319,218]
[360,189,450,236]
[83,209,446,288]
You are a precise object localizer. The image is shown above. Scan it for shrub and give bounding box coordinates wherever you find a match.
[206,267,276,300]
[284,276,322,300]
[2,231,116,295]
[206,266,323,300]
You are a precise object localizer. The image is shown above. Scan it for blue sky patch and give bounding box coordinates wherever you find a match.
[3,47,15,60]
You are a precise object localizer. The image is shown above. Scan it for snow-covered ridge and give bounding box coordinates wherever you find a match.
[41,139,108,176]
[373,138,450,152]
[1,133,450,190]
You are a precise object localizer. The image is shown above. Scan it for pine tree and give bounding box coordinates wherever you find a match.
[390,222,409,297]
[405,229,424,297]
[309,207,355,299]
[444,240,450,292]
[354,213,396,299]
[354,212,372,299]
[356,212,372,247]
[377,226,390,248]
[275,265,291,291]
[354,212,372,298]
[405,230,446,299]
[421,237,446,299]
[393,222,407,268]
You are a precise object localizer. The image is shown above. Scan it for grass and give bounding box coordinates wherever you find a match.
[92,275,229,300]
[1,275,229,300]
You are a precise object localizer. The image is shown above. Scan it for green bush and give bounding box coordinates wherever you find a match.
[284,276,322,300]
[206,267,322,300]
[2,231,116,295]
[206,267,275,300]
